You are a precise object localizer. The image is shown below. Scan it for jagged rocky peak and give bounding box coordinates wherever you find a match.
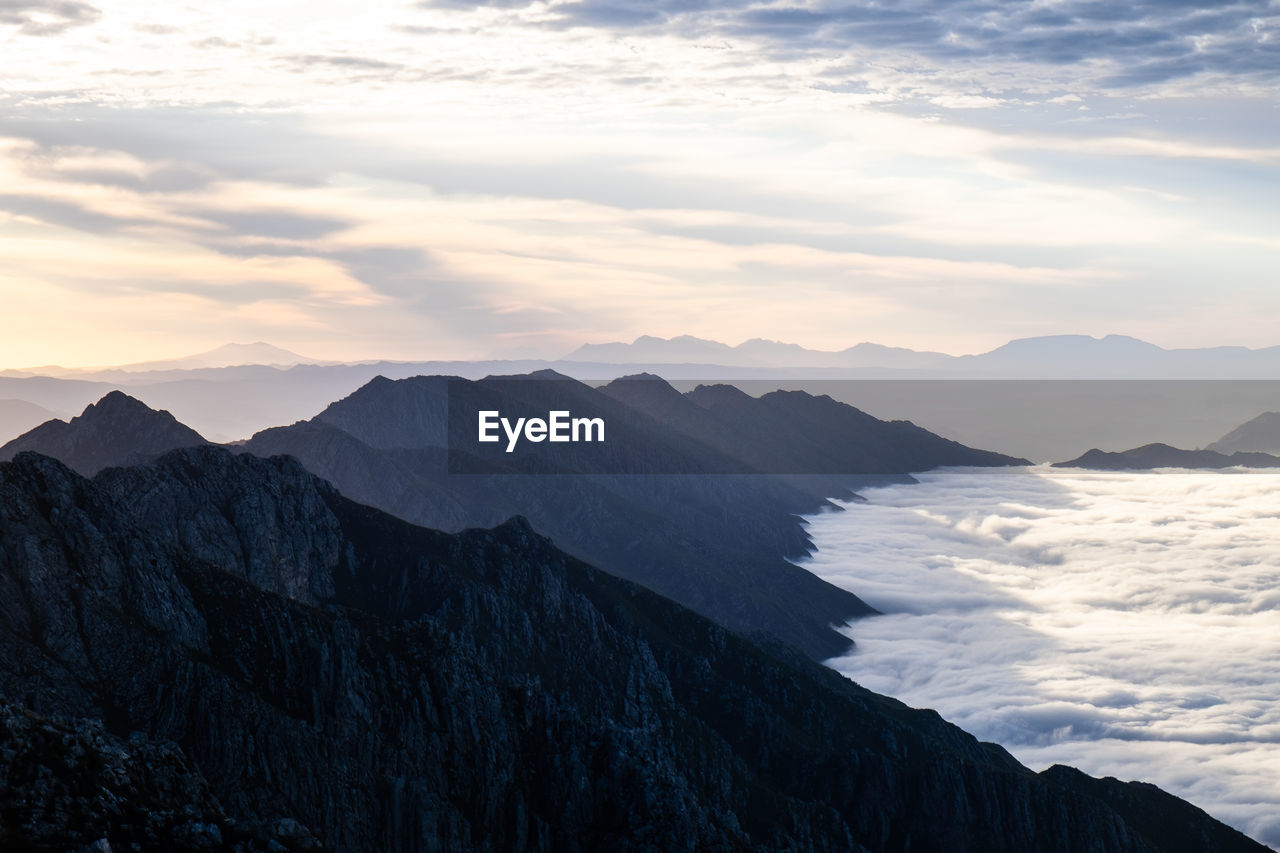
[0,390,208,476]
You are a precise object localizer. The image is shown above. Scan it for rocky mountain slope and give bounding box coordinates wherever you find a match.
[0,447,1267,852]
[0,390,208,475]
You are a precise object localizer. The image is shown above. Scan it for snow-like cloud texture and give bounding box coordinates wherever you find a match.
[804,467,1280,845]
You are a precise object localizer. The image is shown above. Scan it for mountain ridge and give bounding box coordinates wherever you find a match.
[0,389,208,475]
[565,334,1280,377]
[0,446,1267,852]
[1054,442,1280,470]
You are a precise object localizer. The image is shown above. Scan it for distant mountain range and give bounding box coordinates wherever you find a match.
[1,448,1262,851]
[567,334,1280,378]
[1055,443,1280,470]
[1054,412,1280,470]
[1208,411,1280,454]
[0,341,323,378]
[2,375,1023,659]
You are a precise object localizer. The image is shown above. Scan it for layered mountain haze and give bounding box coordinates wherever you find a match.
[1209,412,1280,455]
[0,399,58,443]
[0,342,324,377]
[242,372,875,657]
[0,447,1267,852]
[1055,444,1280,471]
[4,375,1021,658]
[567,334,1280,379]
[241,370,1027,657]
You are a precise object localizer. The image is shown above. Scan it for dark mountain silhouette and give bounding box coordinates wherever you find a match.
[243,372,876,658]
[1054,443,1280,470]
[240,371,1022,658]
[1208,411,1280,455]
[602,374,1029,474]
[0,390,208,475]
[0,448,1266,852]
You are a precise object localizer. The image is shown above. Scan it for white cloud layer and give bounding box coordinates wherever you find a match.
[802,466,1280,846]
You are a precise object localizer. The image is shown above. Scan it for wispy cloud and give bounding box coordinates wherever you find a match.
[0,0,99,36]
[0,1,1276,362]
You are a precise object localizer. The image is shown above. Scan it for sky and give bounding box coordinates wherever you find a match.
[1,0,1278,366]
[808,466,1280,846]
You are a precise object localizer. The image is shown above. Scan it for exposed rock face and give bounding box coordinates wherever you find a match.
[0,448,1267,852]
[0,702,290,851]
[0,390,208,475]
[1054,442,1280,470]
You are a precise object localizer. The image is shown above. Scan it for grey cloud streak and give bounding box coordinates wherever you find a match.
[426,0,1280,90]
[0,0,99,35]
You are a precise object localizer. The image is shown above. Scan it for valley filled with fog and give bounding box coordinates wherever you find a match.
[807,467,1280,846]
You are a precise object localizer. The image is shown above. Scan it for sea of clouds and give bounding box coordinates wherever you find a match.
[803,466,1280,846]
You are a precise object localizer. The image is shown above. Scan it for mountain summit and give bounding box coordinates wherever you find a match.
[0,391,208,476]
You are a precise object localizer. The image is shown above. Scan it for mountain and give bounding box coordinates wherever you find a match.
[1054,443,1280,470]
[239,371,1022,658]
[566,335,952,369]
[113,341,324,372]
[0,391,208,476]
[1208,411,1280,454]
[0,398,58,445]
[602,375,1028,474]
[564,334,1280,378]
[566,334,740,364]
[242,372,878,658]
[0,447,1266,852]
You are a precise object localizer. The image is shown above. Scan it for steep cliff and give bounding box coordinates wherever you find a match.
[0,448,1266,852]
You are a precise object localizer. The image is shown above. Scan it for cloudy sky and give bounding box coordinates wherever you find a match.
[2,0,1278,366]
[808,467,1280,845]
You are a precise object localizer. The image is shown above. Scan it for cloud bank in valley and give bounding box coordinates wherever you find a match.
[803,467,1280,845]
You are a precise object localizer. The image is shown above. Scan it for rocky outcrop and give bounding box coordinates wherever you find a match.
[0,390,207,475]
[0,448,1267,852]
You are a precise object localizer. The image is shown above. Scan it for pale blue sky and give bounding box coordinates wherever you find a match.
[1,0,1277,365]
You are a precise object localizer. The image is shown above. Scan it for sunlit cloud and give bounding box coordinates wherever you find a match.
[0,1,1276,363]
[803,466,1280,846]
